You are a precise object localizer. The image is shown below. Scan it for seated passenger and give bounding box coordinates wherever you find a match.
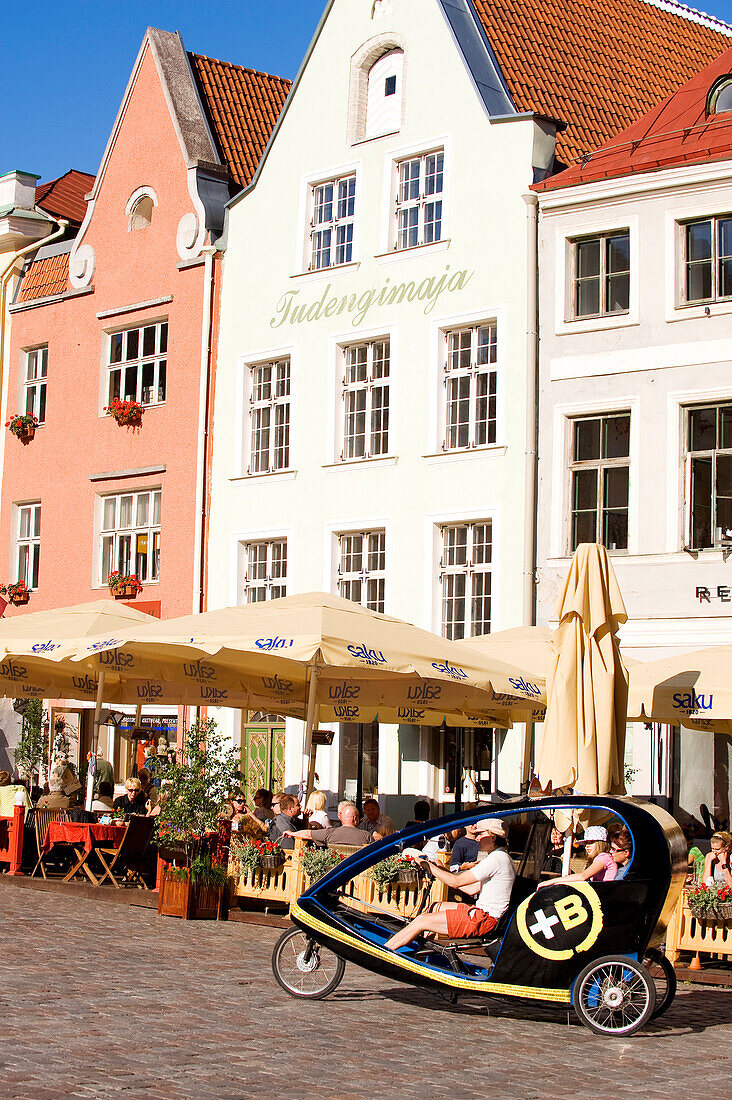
[704,831,732,888]
[607,824,632,879]
[384,819,515,951]
[537,824,615,888]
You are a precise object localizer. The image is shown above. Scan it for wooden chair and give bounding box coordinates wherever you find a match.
[31,808,70,878]
[95,816,156,888]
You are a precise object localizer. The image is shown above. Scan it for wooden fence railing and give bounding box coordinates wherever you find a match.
[665,889,732,967]
[228,840,451,917]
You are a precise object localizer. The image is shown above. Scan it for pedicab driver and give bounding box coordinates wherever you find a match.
[384,819,515,951]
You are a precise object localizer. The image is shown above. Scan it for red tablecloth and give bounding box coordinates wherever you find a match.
[42,821,126,854]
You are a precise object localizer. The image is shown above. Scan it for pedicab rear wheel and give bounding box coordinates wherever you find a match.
[573,955,656,1036]
[271,928,346,999]
[644,948,677,1019]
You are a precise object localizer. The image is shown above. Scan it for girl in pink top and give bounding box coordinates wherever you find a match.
[538,825,617,889]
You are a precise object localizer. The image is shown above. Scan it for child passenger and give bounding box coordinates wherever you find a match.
[537,824,616,889]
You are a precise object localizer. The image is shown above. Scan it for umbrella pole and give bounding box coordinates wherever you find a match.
[85,671,106,811]
[132,703,142,778]
[521,721,533,793]
[455,726,463,814]
[561,831,573,877]
[303,663,320,795]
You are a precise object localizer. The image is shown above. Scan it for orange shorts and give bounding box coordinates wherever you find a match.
[445,904,498,939]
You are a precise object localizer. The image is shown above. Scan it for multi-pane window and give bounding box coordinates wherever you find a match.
[686,402,732,549]
[395,151,444,250]
[108,321,167,406]
[341,340,390,460]
[241,539,287,602]
[572,232,630,318]
[440,522,492,640]
[444,324,497,450]
[569,414,630,552]
[310,175,356,270]
[337,531,386,612]
[100,490,160,584]
[24,347,47,424]
[683,216,732,303]
[248,359,291,474]
[16,503,40,589]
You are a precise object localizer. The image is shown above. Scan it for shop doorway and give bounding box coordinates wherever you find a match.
[242,713,286,801]
[339,721,379,810]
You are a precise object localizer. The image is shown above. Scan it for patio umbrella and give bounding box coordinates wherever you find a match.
[627,643,732,734]
[56,593,545,789]
[537,544,629,801]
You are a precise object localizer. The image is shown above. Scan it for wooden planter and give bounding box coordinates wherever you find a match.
[112,583,139,599]
[17,425,35,444]
[157,869,227,920]
[8,591,30,605]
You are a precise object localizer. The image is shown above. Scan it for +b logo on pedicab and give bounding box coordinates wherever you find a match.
[516,883,603,961]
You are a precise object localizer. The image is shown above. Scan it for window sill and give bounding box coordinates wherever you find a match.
[229,469,297,483]
[98,403,165,419]
[423,445,507,465]
[556,312,638,336]
[290,262,360,283]
[351,129,400,148]
[322,455,398,469]
[375,239,451,264]
[670,299,732,322]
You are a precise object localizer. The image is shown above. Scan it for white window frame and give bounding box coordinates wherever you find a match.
[568,229,630,320]
[338,337,390,461]
[554,214,639,335]
[106,320,167,409]
[567,411,631,555]
[23,346,47,424]
[394,148,444,251]
[441,321,498,452]
[14,502,41,589]
[438,520,493,640]
[246,357,292,475]
[335,529,387,613]
[683,399,732,551]
[679,213,732,306]
[308,173,357,272]
[424,508,500,636]
[97,489,161,587]
[240,538,288,602]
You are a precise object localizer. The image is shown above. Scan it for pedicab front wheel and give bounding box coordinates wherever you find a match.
[271,928,346,999]
[573,955,656,1036]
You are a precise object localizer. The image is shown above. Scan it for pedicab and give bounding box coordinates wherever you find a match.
[271,796,685,1036]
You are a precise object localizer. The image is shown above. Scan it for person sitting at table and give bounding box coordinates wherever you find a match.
[362,797,396,838]
[284,800,376,848]
[704,831,732,888]
[36,775,70,810]
[252,788,274,823]
[304,790,330,829]
[91,781,116,813]
[0,771,31,816]
[268,793,309,850]
[137,768,159,809]
[113,777,147,817]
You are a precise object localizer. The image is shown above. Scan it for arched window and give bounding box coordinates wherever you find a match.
[707,75,732,115]
[365,49,404,138]
[125,187,158,232]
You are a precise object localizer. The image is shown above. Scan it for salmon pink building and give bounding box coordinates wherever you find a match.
[0,27,289,769]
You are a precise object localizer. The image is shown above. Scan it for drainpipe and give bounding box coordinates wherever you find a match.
[521,191,540,788]
[192,244,217,614]
[0,217,68,544]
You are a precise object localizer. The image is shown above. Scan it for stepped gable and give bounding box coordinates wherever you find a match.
[188,54,291,189]
[471,0,731,163]
[534,44,732,189]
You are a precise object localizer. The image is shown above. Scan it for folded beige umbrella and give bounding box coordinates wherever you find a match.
[537,544,629,798]
[56,592,542,787]
[628,643,732,733]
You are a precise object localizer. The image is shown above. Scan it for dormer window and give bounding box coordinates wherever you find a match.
[708,76,732,115]
[125,187,158,232]
[365,49,404,139]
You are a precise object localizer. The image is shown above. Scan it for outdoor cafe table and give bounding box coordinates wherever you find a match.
[42,821,126,885]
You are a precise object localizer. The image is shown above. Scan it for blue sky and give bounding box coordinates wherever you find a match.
[2,0,732,184]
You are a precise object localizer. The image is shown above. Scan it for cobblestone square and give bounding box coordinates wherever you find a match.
[0,883,730,1099]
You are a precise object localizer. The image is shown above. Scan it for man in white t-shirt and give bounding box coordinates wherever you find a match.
[384,818,516,951]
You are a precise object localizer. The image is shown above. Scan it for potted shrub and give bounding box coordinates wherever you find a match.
[6,413,38,443]
[256,837,285,870]
[156,718,241,921]
[229,836,261,885]
[687,882,732,922]
[107,571,142,599]
[301,846,343,883]
[105,397,145,427]
[0,581,30,606]
[367,855,403,889]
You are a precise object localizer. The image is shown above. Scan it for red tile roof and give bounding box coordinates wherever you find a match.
[188,54,291,189]
[15,252,70,303]
[472,0,731,164]
[35,170,94,227]
[535,45,732,190]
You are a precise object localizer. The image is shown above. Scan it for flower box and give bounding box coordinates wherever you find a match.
[114,583,139,599]
[6,414,38,443]
[0,582,30,606]
[157,868,227,920]
[108,572,142,599]
[106,398,144,427]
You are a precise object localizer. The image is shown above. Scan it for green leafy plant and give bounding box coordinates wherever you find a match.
[230,836,261,877]
[107,571,142,595]
[6,413,37,438]
[190,852,228,888]
[155,717,241,861]
[0,581,30,601]
[367,855,403,888]
[687,882,732,919]
[301,846,343,882]
[13,698,46,779]
[165,866,190,883]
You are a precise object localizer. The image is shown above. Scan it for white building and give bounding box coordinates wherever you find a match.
[208,0,731,821]
[535,45,732,829]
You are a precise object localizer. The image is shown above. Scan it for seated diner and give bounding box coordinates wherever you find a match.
[113,778,147,817]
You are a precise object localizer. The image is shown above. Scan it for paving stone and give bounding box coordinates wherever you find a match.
[0,881,730,1098]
